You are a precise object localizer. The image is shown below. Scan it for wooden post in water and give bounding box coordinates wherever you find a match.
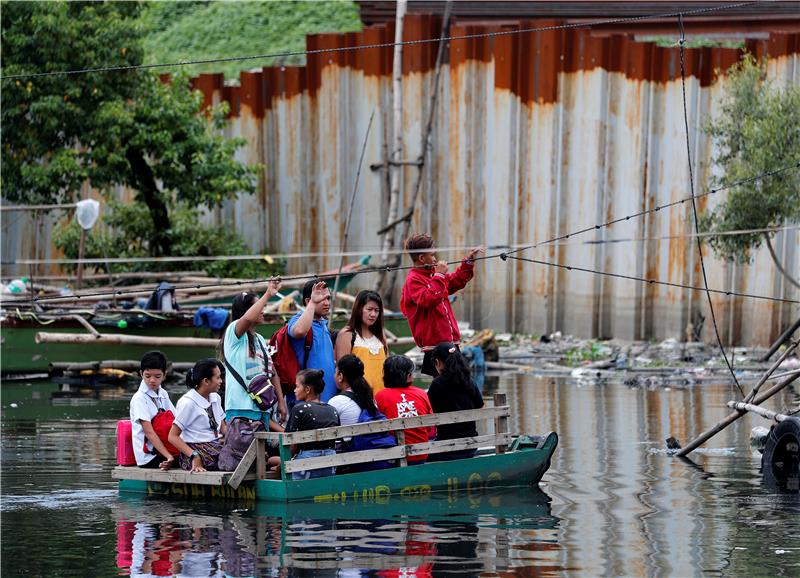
[494,393,509,454]
[676,369,800,457]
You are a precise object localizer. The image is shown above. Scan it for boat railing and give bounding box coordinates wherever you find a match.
[228,393,511,489]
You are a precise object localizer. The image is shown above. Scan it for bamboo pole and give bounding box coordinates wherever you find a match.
[377,0,407,298]
[726,401,789,422]
[36,331,218,348]
[675,370,800,457]
[744,340,798,403]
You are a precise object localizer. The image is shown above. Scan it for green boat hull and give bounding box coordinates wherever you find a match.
[1,313,412,374]
[117,434,558,503]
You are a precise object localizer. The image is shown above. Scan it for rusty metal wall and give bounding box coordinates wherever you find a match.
[3,18,798,345]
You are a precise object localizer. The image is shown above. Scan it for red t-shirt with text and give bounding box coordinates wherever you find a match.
[375,386,434,462]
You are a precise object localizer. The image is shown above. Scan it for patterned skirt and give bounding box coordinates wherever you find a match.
[178,440,224,471]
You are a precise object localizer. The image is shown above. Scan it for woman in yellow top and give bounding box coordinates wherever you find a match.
[334,290,389,393]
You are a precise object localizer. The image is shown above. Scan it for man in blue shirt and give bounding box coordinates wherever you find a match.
[288,280,337,402]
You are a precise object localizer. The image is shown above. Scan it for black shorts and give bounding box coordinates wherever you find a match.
[139,454,167,469]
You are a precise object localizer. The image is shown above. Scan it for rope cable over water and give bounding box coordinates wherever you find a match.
[677,14,744,397]
[0,2,761,80]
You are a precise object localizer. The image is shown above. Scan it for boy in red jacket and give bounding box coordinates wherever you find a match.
[400,233,484,376]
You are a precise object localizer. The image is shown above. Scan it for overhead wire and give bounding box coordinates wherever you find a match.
[1,1,760,80]
[677,13,744,396]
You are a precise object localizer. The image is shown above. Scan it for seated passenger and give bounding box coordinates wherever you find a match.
[168,359,227,472]
[330,355,396,472]
[285,369,340,480]
[375,355,434,465]
[426,343,485,461]
[129,350,178,470]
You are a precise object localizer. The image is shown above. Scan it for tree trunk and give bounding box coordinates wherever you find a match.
[764,233,800,291]
[125,147,172,256]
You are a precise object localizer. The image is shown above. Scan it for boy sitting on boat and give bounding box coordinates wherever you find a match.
[400,233,484,376]
[129,351,178,470]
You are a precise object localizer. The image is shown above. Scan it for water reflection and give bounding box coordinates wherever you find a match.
[2,377,798,577]
[113,490,560,577]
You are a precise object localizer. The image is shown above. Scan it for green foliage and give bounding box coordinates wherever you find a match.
[700,55,800,263]
[2,1,261,264]
[564,341,606,366]
[140,0,362,79]
[52,201,285,280]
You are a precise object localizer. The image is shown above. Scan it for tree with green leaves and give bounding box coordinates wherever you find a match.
[1,1,261,273]
[701,55,800,289]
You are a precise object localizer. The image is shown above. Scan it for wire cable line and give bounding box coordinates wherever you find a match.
[677,14,744,396]
[1,2,759,80]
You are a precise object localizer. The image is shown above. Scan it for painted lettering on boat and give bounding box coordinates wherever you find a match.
[312,472,504,503]
[145,482,256,500]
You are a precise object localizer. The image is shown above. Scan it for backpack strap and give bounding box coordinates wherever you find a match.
[342,390,359,404]
[301,327,313,369]
[256,335,273,376]
[222,352,248,392]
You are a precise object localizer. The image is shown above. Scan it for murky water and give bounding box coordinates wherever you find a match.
[1,375,798,577]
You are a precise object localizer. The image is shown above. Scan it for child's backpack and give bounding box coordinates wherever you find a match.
[269,323,313,391]
[346,401,397,472]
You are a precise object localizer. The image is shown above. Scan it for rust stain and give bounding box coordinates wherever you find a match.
[239,71,263,119]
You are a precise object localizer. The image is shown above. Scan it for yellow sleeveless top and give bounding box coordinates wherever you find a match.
[352,333,387,393]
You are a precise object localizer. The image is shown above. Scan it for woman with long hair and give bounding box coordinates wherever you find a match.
[426,342,484,461]
[168,358,227,472]
[334,290,388,392]
[220,279,288,425]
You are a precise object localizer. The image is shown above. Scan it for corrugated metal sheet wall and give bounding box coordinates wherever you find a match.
[4,17,798,345]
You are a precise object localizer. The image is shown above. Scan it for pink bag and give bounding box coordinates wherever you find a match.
[116,419,136,466]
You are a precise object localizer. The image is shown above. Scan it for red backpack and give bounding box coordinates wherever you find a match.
[269,323,313,390]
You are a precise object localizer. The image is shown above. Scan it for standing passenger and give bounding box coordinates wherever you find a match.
[400,233,484,376]
[334,290,389,392]
[129,351,177,470]
[427,343,484,461]
[288,280,337,402]
[169,359,227,472]
[285,369,340,480]
[222,279,288,425]
[375,355,434,464]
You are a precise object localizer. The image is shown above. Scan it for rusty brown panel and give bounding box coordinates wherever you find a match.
[283,66,305,98]
[535,20,566,104]
[449,24,470,67]
[402,13,435,74]
[261,67,279,111]
[343,31,359,69]
[492,24,516,92]
[222,85,240,118]
[239,71,264,118]
[707,47,743,80]
[745,38,768,60]
[564,29,605,74]
[305,33,345,98]
[767,32,800,58]
[357,24,391,77]
[191,73,224,111]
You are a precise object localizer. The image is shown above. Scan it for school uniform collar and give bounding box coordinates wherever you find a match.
[186,388,211,409]
[138,380,166,399]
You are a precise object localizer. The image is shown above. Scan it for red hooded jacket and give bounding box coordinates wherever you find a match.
[400,260,474,349]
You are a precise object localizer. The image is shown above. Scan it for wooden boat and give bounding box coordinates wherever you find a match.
[113,394,558,503]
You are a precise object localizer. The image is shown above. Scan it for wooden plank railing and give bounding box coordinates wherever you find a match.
[227,396,510,489]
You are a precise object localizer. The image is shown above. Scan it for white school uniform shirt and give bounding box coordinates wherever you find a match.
[129,380,176,466]
[328,393,361,426]
[173,389,225,444]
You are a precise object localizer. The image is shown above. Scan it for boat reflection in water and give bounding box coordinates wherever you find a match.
[114,487,563,576]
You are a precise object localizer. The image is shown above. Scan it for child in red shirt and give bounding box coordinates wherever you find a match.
[375,355,434,464]
[400,233,484,376]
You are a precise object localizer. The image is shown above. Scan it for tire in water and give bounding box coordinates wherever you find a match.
[761,416,800,492]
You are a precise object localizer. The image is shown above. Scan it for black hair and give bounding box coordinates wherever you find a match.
[383,355,416,389]
[345,290,387,351]
[227,291,259,357]
[296,368,326,396]
[337,354,378,417]
[431,342,472,390]
[302,279,328,305]
[186,358,224,389]
[140,350,168,373]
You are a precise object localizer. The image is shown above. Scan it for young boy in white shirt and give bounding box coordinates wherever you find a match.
[129,351,177,469]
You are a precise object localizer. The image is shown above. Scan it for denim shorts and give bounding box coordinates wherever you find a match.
[291,449,336,481]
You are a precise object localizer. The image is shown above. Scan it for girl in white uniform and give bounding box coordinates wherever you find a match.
[168,358,227,472]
